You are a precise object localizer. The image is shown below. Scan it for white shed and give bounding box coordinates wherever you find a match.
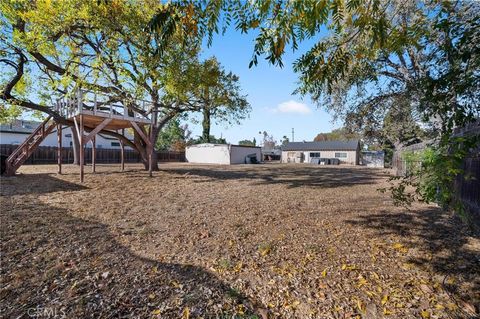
[361,151,385,168]
[186,143,262,165]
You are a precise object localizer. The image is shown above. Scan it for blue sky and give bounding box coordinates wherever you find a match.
[188,29,339,144]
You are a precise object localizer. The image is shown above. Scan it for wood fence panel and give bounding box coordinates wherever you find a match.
[391,120,479,225]
[0,144,185,164]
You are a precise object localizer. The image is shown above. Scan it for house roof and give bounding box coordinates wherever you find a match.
[0,119,133,140]
[0,119,39,134]
[282,140,360,151]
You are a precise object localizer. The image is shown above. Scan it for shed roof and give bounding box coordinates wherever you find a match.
[187,143,261,149]
[282,140,360,151]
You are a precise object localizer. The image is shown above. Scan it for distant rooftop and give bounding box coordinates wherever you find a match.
[0,119,40,134]
[0,119,132,140]
[282,140,360,151]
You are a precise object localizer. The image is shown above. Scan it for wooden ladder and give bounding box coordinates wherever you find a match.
[4,116,57,176]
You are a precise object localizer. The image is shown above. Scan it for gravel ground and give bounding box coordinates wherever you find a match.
[1,163,478,319]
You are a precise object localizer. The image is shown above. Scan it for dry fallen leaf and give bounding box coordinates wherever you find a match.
[321,268,327,277]
[392,242,409,253]
[461,301,477,315]
[381,294,389,305]
[182,307,190,319]
[419,284,432,294]
[357,276,368,288]
[257,308,269,319]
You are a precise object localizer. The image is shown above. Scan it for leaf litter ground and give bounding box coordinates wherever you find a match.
[1,163,478,318]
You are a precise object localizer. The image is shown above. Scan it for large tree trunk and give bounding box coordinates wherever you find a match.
[134,112,176,171]
[133,130,159,171]
[202,108,211,143]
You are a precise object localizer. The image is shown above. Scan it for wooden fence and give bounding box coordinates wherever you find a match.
[391,121,479,223]
[454,157,480,216]
[391,141,432,176]
[0,144,185,164]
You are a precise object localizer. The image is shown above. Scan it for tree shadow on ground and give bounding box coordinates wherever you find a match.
[1,192,259,318]
[345,208,480,315]
[0,173,88,196]
[160,164,388,189]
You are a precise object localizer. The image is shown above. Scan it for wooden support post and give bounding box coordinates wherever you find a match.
[79,114,84,183]
[92,135,96,173]
[77,89,82,113]
[148,144,153,177]
[120,129,125,172]
[93,92,97,114]
[83,118,112,144]
[57,124,62,174]
[149,123,153,177]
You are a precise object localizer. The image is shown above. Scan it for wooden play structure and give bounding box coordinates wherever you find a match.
[3,90,154,182]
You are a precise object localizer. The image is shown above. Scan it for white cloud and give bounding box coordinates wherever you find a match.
[273,100,312,115]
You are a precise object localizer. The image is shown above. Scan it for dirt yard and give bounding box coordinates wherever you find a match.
[1,163,478,319]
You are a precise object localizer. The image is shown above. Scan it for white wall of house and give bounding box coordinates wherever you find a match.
[186,144,231,164]
[0,127,130,149]
[230,145,262,164]
[281,150,358,165]
[281,151,303,163]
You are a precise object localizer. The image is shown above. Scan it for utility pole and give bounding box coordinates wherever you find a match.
[291,128,295,142]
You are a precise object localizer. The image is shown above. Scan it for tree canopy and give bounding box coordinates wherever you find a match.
[0,0,249,168]
[0,0,201,166]
[156,117,191,152]
[238,138,256,146]
[185,57,250,143]
[149,0,479,141]
[314,128,361,142]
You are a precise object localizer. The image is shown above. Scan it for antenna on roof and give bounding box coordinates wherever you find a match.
[291,128,294,142]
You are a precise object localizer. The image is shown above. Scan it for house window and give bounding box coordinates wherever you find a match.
[65,133,72,138]
[310,152,320,158]
[335,152,348,158]
[111,142,120,147]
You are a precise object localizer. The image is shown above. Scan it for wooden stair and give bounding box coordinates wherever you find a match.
[4,116,57,176]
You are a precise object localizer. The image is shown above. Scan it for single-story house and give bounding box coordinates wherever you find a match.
[186,143,261,165]
[281,140,360,165]
[0,119,131,149]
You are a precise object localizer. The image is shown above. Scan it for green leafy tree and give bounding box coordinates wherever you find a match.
[149,0,393,70]
[188,57,250,143]
[0,0,205,169]
[156,117,191,151]
[314,128,361,142]
[280,135,289,147]
[190,135,226,145]
[238,139,256,146]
